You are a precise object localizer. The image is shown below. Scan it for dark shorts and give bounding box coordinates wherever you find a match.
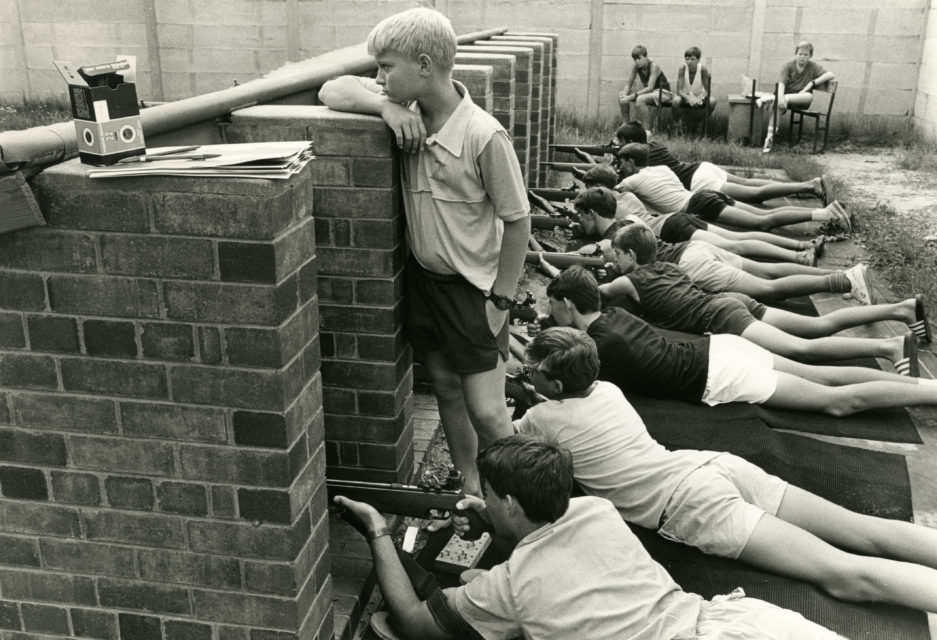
[659,213,708,243]
[406,259,509,374]
[685,189,735,222]
[707,292,766,335]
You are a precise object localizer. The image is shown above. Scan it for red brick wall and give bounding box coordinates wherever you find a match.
[0,162,331,639]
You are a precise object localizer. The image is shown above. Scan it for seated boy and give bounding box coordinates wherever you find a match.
[319,8,530,498]
[598,228,921,375]
[618,45,672,128]
[514,323,937,614]
[614,121,830,204]
[672,47,714,111]
[337,434,844,639]
[615,143,851,232]
[582,165,825,262]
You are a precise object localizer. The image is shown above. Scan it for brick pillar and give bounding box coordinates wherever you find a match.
[452,64,494,114]
[477,40,543,186]
[455,52,516,166]
[489,36,553,187]
[459,44,533,187]
[508,32,559,160]
[225,105,414,485]
[0,161,331,639]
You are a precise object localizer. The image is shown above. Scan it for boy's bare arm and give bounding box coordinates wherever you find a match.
[494,217,532,296]
[319,75,426,152]
[637,63,661,96]
[333,497,455,639]
[599,275,640,303]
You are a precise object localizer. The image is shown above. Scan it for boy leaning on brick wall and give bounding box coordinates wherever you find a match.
[320,8,531,497]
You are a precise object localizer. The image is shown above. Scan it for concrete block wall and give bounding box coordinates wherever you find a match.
[915,2,937,140]
[0,162,332,638]
[225,105,415,485]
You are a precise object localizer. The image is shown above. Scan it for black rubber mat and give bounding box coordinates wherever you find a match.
[629,392,923,444]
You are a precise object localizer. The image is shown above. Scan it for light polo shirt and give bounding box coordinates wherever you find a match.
[401,81,528,291]
[616,165,692,214]
[449,496,702,639]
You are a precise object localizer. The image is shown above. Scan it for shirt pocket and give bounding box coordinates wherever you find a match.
[427,157,486,204]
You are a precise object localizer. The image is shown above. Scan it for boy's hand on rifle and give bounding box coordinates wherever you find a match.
[380,102,426,153]
[452,496,487,538]
[333,495,387,538]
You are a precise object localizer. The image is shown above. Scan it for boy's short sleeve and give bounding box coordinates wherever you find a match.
[808,61,827,81]
[449,565,523,639]
[478,130,529,222]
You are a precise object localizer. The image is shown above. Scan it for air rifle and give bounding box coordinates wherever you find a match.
[551,142,619,157]
[544,162,589,178]
[528,190,580,225]
[528,185,581,203]
[327,476,487,540]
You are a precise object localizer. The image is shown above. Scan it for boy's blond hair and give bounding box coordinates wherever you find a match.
[367,7,457,72]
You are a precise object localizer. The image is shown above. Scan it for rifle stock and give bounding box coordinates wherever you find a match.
[327,478,485,540]
[528,186,580,202]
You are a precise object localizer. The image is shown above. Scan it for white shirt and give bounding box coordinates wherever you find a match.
[617,165,692,214]
[451,496,702,639]
[515,381,717,528]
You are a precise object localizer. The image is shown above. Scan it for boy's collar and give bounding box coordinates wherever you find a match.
[417,80,473,157]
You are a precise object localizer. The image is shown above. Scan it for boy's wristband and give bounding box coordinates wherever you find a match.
[367,526,392,542]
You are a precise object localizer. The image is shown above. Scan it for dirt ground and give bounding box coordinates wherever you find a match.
[820,147,937,230]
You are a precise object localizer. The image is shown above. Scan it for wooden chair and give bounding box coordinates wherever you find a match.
[652,85,673,132]
[788,80,838,153]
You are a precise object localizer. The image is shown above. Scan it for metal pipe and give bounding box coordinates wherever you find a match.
[0,27,509,174]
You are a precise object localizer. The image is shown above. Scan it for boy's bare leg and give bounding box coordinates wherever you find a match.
[767,367,937,415]
[741,258,831,278]
[761,300,916,338]
[720,177,822,203]
[727,270,837,301]
[778,485,937,569]
[717,202,838,231]
[423,351,512,498]
[693,230,805,262]
[704,224,811,251]
[739,510,937,611]
[741,321,904,364]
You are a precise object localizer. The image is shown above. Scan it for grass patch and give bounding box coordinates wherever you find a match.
[849,197,937,317]
[551,106,825,183]
[0,99,72,134]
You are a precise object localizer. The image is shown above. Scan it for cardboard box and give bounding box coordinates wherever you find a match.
[55,58,146,166]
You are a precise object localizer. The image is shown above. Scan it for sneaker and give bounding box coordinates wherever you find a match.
[894,332,920,378]
[762,134,774,154]
[843,264,872,305]
[810,235,826,258]
[796,248,817,267]
[831,201,853,232]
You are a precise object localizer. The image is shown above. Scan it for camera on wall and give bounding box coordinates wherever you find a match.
[55,57,146,166]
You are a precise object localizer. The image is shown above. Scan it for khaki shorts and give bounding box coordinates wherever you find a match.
[690,162,729,193]
[678,242,745,293]
[702,334,777,406]
[676,590,843,639]
[659,453,788,558]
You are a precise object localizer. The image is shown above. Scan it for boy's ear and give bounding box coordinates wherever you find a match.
[417,52,432,76]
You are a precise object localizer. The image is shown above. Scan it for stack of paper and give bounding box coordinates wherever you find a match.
[88,142,315,179]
